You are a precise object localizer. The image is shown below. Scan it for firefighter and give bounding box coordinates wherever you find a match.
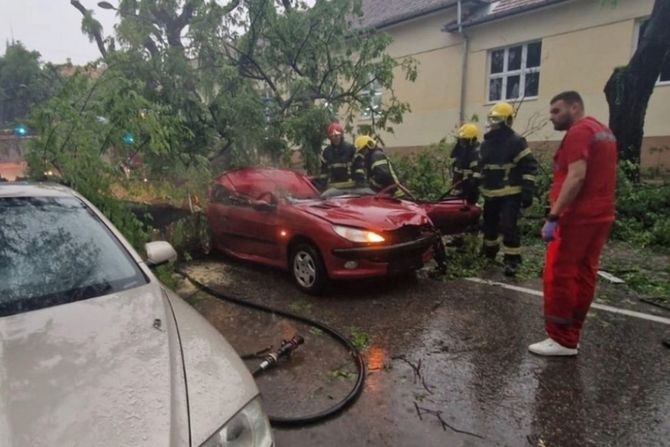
[315,122,357,192]
[354,135,448,276]
[450,123,481,205]
[479,102,537,277]
[352,135,401,192]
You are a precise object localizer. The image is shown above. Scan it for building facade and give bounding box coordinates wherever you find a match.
[356,0,669,171]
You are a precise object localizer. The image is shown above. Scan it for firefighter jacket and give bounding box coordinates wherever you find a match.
[353,147,400,191]
[317,141,357,190]
[478,126,537,201]
[450,141,480,204]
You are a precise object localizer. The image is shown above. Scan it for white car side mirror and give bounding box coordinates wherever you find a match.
[145,241,177,266]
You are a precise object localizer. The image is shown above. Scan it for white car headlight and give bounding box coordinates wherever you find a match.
[201,397,273,447]
[333,225,385,243]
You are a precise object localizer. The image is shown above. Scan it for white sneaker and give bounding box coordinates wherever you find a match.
[528,338,578,356]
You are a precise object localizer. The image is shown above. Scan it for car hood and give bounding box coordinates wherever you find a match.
[294,196,431,230]
[0,284,184,446]
[0,282,254,447]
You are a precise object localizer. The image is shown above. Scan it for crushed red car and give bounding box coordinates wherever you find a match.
[205,167,480,294]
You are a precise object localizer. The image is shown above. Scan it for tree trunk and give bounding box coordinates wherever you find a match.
[604,0,670,179]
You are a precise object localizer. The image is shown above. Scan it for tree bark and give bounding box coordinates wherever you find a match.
[604,0,670,176]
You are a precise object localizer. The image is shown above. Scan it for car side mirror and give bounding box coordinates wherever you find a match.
[145,241,177,266]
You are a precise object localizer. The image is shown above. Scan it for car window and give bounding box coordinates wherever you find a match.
[0,196,148,317]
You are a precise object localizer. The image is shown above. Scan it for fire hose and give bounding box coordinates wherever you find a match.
[176,268,366,427]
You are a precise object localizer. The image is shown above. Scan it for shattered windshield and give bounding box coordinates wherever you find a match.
[0,197,148,317]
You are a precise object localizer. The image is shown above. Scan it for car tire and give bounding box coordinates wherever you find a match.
[290,243,327,295]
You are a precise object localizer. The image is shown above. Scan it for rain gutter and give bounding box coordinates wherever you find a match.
[443,0,573,32]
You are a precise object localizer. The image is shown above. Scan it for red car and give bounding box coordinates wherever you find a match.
[205,167,480,294]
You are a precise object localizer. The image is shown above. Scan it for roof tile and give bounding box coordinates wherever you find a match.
[357,0,458,29]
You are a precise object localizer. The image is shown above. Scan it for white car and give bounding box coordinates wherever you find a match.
[0,183,273,447]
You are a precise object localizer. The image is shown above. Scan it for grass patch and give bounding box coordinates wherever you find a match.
[329,369,356,381]
[348,327,370,352]
[289,299,312,313]
[154,264,179,290]
[620,269,670,303]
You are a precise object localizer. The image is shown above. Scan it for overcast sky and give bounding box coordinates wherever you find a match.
[0,0,118,64]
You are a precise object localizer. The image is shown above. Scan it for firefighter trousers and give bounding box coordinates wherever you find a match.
[543,221,613,348]
[481,195,522,265]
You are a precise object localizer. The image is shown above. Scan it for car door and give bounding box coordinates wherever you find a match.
[207,183,238,253]
[423,199,481,235]
[225,192,282,261]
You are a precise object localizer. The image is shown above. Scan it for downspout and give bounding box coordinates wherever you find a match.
[458,0,469,123]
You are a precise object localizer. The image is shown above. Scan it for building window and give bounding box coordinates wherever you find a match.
[360,79,383,120]
[636,19,670,84]
[487,41,542,102]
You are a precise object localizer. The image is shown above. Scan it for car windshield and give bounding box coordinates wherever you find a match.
[0,196,148,317]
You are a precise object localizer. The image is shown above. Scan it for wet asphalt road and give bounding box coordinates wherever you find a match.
[177,256,670,447]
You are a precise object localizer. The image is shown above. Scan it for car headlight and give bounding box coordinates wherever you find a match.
[201,397,273,447]
[333,225,385,243]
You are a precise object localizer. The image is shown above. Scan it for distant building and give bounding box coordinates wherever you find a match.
[356,0,669,172]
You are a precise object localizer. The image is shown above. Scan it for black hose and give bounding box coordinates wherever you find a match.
[176,268,366,428]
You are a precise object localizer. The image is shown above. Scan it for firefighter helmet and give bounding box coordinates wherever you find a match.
[354,135,376,151]
[457,123,479,141]
[327,122,344,138]
[487,102,515,126]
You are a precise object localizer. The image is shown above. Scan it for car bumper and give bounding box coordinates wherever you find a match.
[326,235,435,279]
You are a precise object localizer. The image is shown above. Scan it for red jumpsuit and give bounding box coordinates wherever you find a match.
[544,117,617,348]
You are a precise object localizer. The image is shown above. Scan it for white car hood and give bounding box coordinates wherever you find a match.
[0,284,186,447]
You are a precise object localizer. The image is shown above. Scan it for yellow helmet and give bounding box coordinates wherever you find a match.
[488,102,515,126]
[457,123,479,140]
[355,135,376,151]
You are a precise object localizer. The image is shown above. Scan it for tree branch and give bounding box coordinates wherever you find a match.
[70,0,108,58]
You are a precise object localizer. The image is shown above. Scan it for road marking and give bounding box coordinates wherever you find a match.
[465,277,670,326]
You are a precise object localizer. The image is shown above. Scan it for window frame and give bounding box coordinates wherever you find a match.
[359,78,383,121]
[634,18,670,86]
[486,40,542,104]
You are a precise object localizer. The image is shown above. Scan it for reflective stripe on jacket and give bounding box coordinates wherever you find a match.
[478,127,537,199]
[320,142,356,189]
[353,147,400,191]
[450,141,480,203]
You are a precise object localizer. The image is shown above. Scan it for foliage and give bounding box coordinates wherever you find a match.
[24,71,185,248]
[154,263,180,290]
[620,268,670,302]
[394,144,670,254]
[0,41,63,127]
[392,140,453,200]
[70,0,416,174]
[348,327,370,351]
[612,161,670,247]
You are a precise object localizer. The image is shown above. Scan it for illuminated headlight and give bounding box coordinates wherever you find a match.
[333,225,385,243]
[201,397,273,447]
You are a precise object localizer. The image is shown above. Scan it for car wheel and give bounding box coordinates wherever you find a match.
[290,243,327,295]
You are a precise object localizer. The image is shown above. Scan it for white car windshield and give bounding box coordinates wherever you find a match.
[0,196,148,317]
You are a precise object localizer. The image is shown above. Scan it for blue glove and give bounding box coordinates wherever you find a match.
[542,219,558,242]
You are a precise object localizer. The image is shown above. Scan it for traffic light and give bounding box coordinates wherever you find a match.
[122,132,135,145]
[14,124,28,137]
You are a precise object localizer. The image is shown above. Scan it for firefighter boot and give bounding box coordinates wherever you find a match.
[503,259,519,277]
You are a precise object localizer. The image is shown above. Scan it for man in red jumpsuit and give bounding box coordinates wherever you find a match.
[529,91,617,356]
